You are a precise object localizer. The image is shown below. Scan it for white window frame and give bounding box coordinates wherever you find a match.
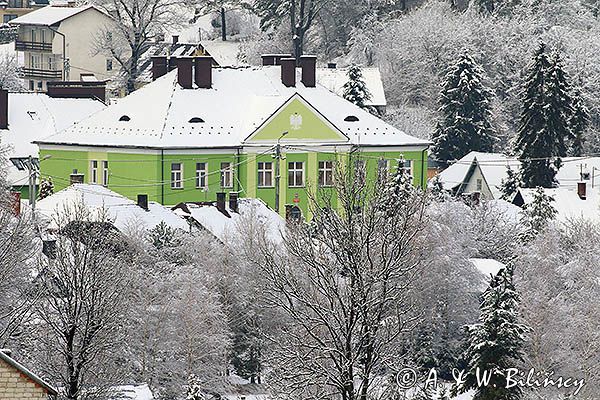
[288,161,304,188]
[102,160,109,186]
[318,160,335,187]
[221,162,233,188]
[399,159,414,184]
[90,160,98,184]
[257,161,274,188]
[171,162,183,189]
[196,162,208,189]
[476,178,483,192]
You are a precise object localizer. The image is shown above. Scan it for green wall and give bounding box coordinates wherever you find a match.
[39,146,428,218]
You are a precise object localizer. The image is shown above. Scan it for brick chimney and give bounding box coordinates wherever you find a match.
[10,191,20,216]
[578,181,587,200]
[261,54,293,66]
[281,57,296,87]
[300,55,317,87]
[229,192,238,213]
[177,57,193,89]
[0,88,8,129]
[168,56,178,72]
[216,192,226,214]
[194,56,213,89]
[137,194,149,211]
[172,35,179,45]
[151,56,168,80]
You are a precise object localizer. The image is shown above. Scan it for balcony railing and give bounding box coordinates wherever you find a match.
[20,67,62,80]
[15,40,52,52]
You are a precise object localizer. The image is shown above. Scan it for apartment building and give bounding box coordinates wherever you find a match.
[10,4,115,91]
[0,0,47,24]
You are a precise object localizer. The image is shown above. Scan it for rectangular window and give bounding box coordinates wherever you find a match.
[31,29,36,42]
[171,162,183,189]
[90,160,98,184]
[102,161,109,186]
[106,59,113,71]
[196,162,207,189]
[288,161,304,187]
[476,178,483,192]
[257,161,273,187]
[318,160,334,187]
[221,162,233,188]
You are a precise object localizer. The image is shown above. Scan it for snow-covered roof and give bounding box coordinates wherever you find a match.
[201,40,247,67]
[9,5,107,26]
[0,93,105,186]
[173,198,285,244]
[518,186,600,223]
[109,384,154,400]
[438,152,519,198]
[136,41,200,83]
[36,184,189,231]
[38,67,429,149]
[316,67,386,107]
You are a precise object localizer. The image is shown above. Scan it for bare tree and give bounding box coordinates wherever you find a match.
[32,203,132,400]
[91,0,194,94]
[247,160,428,400]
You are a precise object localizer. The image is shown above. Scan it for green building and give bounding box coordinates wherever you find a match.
[36,55,430,218]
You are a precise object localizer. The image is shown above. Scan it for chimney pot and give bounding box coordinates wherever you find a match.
[327,62,337,69]
[177,57,193,89]
[69,170,84,185]
[137,194,149,211]
[281,58,296,87]
[578,181,587,200]
[172,35,179,44]
[168,56,178,72]
[229,192,239,213]
[0,89,8,129]
[261,54,293,66]
[151,56,168,81]
[194,56,213,89]
[216,192,226,214]
[300,55,317,87]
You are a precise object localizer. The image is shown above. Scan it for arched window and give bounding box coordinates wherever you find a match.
[344,115,359,122]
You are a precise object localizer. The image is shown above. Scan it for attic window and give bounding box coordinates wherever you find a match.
[119,115,131,122]
[344,115,359,122]
[189,117,205,123]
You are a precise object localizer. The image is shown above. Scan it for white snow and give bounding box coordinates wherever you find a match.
[35,184,189,232]
[38,67,429,149]
[317,67,386,107]
[9,5,105,26]
[469,258,505,278]
[175,197,285,243]
[109,384,154,400]
[201,40,247,67]
[518,186,600,223]
[0,93,105,186]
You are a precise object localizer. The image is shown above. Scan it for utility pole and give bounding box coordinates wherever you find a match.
[26,155,38,216]
[274,132,288,213]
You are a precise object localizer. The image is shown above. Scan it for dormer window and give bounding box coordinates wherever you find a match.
[119,115,130,121]
[188,117,205,123]
[344,115,359,122]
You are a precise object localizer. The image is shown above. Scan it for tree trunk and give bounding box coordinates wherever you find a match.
[220,7,227,41]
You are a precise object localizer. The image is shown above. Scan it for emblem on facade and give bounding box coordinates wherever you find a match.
[290,112,303,130]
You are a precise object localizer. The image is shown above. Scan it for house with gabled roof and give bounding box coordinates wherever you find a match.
[0,349,57,399]
[35,55,430,218]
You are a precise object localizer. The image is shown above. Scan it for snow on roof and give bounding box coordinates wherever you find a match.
[201,40,247,67]
[109,384,154,400]
[438,152,519,198]
[555,156,600,189]
[9,5,105,26]
[518,186,600,223]
[174,198,285,244]
[469,258,505,278]
[0,350,57,396]
[0,93,105,185]
[38,67,429,149]
[316,67,386,107]
[36,184,189,231]
[136,42,200,83]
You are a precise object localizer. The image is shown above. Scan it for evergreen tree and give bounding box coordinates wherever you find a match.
[516,44,574,188]
[379,159,418,215]
[343,64,378,114]
[519,187,557,241]
[186,374,204,400]
[499,167,519,201]
[569,88,589,156]
[432,51,496,166]
[231,309,262,383]
[38,177,54,200]
[458,263,529,400]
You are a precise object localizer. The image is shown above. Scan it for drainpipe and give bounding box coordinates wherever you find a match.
[235,147,240,194]
[421,148,427,187]
[161,149,164,204]
[48,26,66,80]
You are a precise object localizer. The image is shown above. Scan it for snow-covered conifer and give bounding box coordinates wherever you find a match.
[343,64,377,114]
[458,263,529,400]
[186,374,204,400]
[38,177,54,200]
[519,187,557,240]
[432,51,495,166]
[499,167,519,201]
[569,88,589,157]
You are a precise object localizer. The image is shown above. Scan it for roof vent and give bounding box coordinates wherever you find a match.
[344,115,359,122]
[189,117,205,123]
[119,115,130,121]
